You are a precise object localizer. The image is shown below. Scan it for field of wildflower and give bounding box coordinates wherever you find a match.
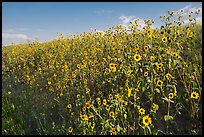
[2,9,202,135]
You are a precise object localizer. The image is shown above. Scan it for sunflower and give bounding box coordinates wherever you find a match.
[83,115,89,121]
[188,14,192,18]
[96,97,101,105]
[77,94,80,99]
[144,46,149,51]
[126,69,132,77]
[143,115,152,126]
[107,78,111,83]
[109,63,116,69]
[190,75,195,81]
[150,56,155,62]
[109,111,115,118]
[157,63,163,69]
[162,36,167,42]
[82,107,86,111]
[139,108,145,115]
[109,94,113,100]
[103,99,107,105]
[123,101,128,106]
[68,127,73,133]
[171,52,178,57]
[168,93,174,99]
[152,103,159,111]
[85,102,91,109]
[112,66,117,72]
[128,87,132,97]
[48,81,51,85]
[157,80,163,87]
[134,54,141,62]
[180,9,184,12]
[191,92,199,99]
[86,88,90,93]
[117,94,122,100]
[106,105,110,111]
[165,73,172,79]
[67,104,72,109]
[144,72,148,77]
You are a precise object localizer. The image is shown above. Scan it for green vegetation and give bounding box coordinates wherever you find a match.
[2,9,202,135]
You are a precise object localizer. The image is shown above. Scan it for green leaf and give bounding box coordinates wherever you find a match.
[147,78,151,83]
[164,115,174,123]
[124,113,127,119]
[116,125,121,132]
[137,81,142,88]
[142,87,145,92]
[155,88,160,93]
[192,81,197,89]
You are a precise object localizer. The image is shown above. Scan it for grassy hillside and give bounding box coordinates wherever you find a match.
[2,10,202,135]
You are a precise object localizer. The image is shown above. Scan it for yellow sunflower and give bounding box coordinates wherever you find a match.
[67,127,73,133]
[143,115,152,126]
[150,56,155,62]
[109,94,113,100]
[162,36,167,42]
[128,87,132,97]
[157,80,163,87]
[123,101,128,106]
[188,14,192,18]
[191,92,199,99]
[157,63,163,69]
[106,105,110,111]
[134,54,141,62]
[168,93,174,99]
[103,99,107,106]
[144,72,148,77]
[81,114,89,121]
[165,73,172,79]
[109,111,115,118]
[139,108,145,115]
[152,103,159,111]
[67,104,72,109]
[144,46,149,51]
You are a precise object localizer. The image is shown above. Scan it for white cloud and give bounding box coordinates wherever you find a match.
[182,4,192,11]
[2,33,29,39]
[119,16,158,31]
[196,16,202,25]
[119,15,135,27]
[2,33,34,46]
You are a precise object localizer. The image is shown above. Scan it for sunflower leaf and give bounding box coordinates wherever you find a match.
[155,88,160,93]
[164,115,174,123]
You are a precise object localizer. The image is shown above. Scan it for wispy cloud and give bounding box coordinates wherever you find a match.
[95,9,113,14]
[4,28,30,33]
[2,33,29,39]
[179,4,192,12]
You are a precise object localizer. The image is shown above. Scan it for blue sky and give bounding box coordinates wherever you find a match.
[2,2,202,46]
